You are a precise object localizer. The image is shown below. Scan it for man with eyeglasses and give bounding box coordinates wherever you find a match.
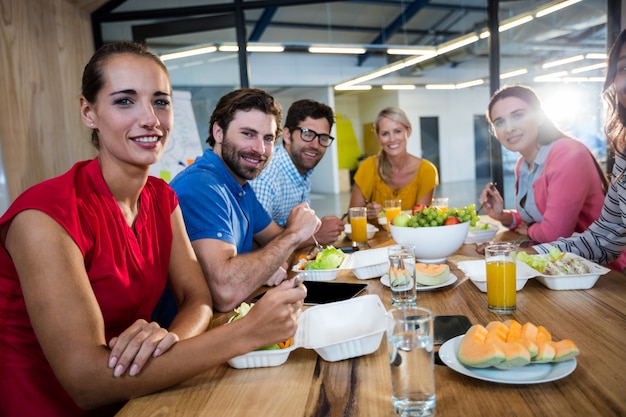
[251,99,346,246]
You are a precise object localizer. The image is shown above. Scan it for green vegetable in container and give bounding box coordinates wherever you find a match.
[305,246,346,270]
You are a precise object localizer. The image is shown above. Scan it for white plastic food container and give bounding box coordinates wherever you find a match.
[291,254,351,281]
[228,294,387,369]
[456,259,537,292]
[533,253,610,290]
[345,247,389,279]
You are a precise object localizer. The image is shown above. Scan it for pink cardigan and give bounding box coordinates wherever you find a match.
[515,137,605,243]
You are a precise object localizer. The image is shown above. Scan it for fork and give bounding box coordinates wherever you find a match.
[311,234,324,252]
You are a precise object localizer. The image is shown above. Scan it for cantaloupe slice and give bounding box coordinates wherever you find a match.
[504,319,522,342]
[494,341,531,369]
[415,263,450,286]
[536,325,552,342]
[532,341,556,363]
[485,321,509,344]
[519,322,538,341]
[457,325,506,368]
[552,339,580,362]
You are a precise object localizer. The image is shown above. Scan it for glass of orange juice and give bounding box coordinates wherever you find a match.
[485,243,517,314]
[431,197,449,212]
[384,199,402,232]
[349,207,368,248]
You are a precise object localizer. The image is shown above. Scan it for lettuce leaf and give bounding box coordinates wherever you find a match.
[517,252,548,273]
[305,246,345,270]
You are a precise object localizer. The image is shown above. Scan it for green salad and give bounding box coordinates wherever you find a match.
[304,246,346,270]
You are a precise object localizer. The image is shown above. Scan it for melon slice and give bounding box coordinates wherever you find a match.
[532,341,556,363]
[457,325,505,368]
[551,339,580,362]
[494,341,531,369]
[415,263,450,286]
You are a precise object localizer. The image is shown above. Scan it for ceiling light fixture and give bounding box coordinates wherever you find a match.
[425,84,456,90]
[498,15,534,32]
[571,63,607,74]
[535,0,583,18]
[386,48,436,55]
[309,46,366,54]
[334,85,372,91]
[217,44,284,52]
[160,46,217,61]
[455,79,484,89]
[585,53,608,60]
[500,68,528,79]
[436,34,479,55]
[382,85,416,90]
[542,55,584,68]
[534,71,568,82]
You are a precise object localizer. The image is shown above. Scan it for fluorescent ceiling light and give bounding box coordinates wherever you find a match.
[571,63,607,74]
[535,0,582,18]
[309,46,366,54]
[436,35,479,55]
[456,79,484,89]
[387,48,436,55]
[382,85,416,90]
[479,31,490,39]
[160,46,217,61]
[218,44,284,52]
[247,45,285,52]
[500,68,528,79]
[534,71,568,82]
[334,85,372,90]
[542,55,584,68]
[499,15,534,32]
[585,53,608,60]
[425,84,456,90]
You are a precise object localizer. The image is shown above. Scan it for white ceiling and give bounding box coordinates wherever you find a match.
[93,0,608,91]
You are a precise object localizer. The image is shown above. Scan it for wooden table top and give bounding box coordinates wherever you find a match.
[116,226,626,417]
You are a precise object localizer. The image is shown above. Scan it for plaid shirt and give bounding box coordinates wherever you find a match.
[250,145,312,227]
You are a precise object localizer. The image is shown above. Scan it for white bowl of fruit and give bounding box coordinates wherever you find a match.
[389,205,476,263]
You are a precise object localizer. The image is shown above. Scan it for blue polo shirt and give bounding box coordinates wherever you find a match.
[170,149,272,254]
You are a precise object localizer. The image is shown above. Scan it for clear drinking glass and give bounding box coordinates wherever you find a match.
[485,242,517,314]
[387,306,436,417]
[388,244,417,306]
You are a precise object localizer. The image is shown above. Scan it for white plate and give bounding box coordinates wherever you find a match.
[439,335,577,384]
[381,273,458,291]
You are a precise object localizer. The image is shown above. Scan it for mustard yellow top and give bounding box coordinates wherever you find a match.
[353,156,439,210]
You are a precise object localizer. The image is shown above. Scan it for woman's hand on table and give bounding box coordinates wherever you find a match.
[244,279,306,349]
[108,319,180,377]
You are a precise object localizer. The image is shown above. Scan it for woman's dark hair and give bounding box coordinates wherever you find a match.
[486,85,566,145]
[603,29,626,156]
[284,99,334,132]
[206,88,282,147]
[81,41,169,148]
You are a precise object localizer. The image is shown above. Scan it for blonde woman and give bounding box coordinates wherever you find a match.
[350,106,438,220]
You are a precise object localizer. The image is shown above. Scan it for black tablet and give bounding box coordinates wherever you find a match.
[303,281,368,305]
[251,281,368,305]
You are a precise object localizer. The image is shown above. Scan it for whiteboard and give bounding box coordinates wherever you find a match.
[149,90,204,182]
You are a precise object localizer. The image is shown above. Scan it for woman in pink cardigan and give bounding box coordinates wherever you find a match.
[478,85,626,271]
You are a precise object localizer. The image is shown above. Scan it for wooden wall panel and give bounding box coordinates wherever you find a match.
[0,0,102,202]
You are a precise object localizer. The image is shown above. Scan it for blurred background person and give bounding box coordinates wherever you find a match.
[250,99,345,246]
[349,106,438,221]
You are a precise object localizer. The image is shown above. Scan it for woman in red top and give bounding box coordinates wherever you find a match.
[0,42,307,416]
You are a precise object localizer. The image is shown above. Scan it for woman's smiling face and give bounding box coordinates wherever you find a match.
[376,116,409,155]
[489,96,542,156]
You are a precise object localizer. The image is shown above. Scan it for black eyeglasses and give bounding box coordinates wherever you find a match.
[292,127,334,147]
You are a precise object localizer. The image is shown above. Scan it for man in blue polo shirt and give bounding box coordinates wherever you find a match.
[166,89,321,314]
[250,99,345,246]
